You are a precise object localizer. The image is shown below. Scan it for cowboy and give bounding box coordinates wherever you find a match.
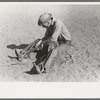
[15,13,72,73]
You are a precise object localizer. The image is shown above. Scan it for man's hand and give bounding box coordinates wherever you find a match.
[35,40,43,50]
[38,42,43,50]
[36,40,42,47]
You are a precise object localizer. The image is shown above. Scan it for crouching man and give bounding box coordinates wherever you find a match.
[15,13,72,74]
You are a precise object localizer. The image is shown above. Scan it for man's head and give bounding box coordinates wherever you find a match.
[38,13,53,28]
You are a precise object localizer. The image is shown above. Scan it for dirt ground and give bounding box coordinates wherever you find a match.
[0,4,100,82]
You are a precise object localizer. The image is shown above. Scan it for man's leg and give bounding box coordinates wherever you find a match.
[20,39,40,55]
[32,45,49,73]
[15,39,40,61]
[44,44,67,73]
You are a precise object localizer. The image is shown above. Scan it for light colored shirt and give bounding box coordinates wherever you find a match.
[42,18,71,43]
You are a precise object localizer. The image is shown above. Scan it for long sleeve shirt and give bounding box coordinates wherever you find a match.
[42,18,71,43]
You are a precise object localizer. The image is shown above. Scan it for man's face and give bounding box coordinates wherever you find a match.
[42,19,52,28]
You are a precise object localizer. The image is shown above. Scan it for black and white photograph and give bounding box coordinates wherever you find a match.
[0,2,100,82]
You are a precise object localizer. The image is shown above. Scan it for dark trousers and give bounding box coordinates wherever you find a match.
[35,40,71,72]
[21,38,71,72]
[34,39,58,65]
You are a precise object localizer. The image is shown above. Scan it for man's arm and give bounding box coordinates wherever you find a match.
[35,30,49,49]
[50,21,62,42]
[42,30,49,41]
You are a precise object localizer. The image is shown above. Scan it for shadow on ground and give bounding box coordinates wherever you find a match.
[24,66,39,75]
[7,44,28,49]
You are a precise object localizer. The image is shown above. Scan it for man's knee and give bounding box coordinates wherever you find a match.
[48,44,57,51]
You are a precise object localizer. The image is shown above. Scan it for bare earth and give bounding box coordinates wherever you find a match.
[0,4,100,82]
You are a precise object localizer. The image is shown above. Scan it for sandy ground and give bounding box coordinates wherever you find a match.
[0,4,100,82]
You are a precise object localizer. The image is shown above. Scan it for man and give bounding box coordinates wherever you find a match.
[15,13,72,73]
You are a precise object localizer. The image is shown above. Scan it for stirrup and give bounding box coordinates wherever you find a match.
[15,49,25,62]
[33,62,45,74]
